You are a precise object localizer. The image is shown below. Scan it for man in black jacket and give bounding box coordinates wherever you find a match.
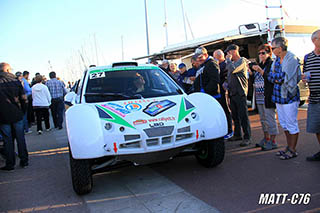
[0,62,29,171]
[193,47,221,99]
[225,44,252,146]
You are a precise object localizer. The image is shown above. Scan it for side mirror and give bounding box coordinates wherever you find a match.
[64,91,77,110]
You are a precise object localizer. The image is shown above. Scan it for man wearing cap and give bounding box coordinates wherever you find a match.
[193,47,221,100]
[176,63,192,92]
[225,44,252,146]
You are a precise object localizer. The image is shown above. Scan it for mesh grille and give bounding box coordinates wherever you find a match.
[143,126,174,137]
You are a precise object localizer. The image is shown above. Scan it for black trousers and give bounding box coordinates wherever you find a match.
[34,108,50,131]
[27,95,35,124]
[50,98,64,129]
[230,95,251,140]
[218,92,233,134]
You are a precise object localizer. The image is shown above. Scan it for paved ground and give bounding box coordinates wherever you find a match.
[0,106,319,213]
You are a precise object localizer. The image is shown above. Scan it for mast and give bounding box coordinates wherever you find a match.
[180,0,188,41]
[121,35,124,61]
[164,0,169,46]
[94,33,99,65]
[144,0,150,55]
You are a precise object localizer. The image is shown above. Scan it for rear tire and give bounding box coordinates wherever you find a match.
[69,151,93,195]
[195,138,225,168]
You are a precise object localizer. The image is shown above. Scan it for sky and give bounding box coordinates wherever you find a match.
[1,0,319,82]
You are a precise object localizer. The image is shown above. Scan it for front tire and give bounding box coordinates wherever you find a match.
[195,138,225,168]
[69,151,93,195]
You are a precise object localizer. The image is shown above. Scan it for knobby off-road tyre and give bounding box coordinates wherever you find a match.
[195,138,225,168]
[69,151,93,195]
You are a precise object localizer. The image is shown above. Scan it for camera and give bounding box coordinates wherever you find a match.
[248,62,258,71]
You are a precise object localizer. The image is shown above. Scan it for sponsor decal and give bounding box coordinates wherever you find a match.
[178,98,195,123]
[123,99,156,105]
[148,116,175,123]
[149,122,164,128]
[133,117,175,126]
[100,102,143,117]
[125,103,142,112]
[196,130,199,140]
[101,103,128,117]
[133,119,147,125]
[95,105,135,129]
[143,99,176,117]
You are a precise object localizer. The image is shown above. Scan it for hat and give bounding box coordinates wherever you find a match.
[224,44,239,53]
[178,63,186,69]
[194,47,208,58]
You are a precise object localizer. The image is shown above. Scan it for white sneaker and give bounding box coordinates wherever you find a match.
[46,128,51,132]
[37,130,42,135]
[25,130,33,134]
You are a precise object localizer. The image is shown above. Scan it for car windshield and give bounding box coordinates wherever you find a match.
[85,67,183,103]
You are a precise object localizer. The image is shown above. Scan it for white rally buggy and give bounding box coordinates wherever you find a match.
[65,62,227,195]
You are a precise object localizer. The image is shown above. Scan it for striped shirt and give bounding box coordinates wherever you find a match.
[303,51,320,104]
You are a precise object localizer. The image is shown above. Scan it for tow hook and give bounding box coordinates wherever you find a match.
[104,144,111,152]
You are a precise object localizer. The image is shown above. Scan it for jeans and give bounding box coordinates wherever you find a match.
[50,97,64,128]
[34,108,50,131]
[23,112,29,132]
[230,95,251,140]
[0,120,29,168]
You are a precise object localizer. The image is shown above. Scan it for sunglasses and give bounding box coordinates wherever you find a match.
[258,52,267,55]
[271,46,279,50]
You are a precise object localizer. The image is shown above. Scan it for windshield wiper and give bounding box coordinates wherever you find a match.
[84,92,142,99]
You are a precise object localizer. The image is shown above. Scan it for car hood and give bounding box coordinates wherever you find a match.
[92,94,196,130]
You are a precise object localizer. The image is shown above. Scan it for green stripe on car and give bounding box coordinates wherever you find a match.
[96,105,136,129]
[178,98,195,123]
[90,66,158,74]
